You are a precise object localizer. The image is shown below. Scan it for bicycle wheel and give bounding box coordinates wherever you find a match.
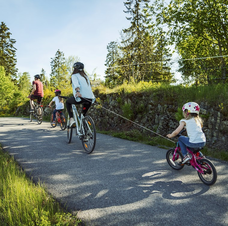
[60,113,66,130]
[166,148,184,170]
[81,116,96,154]
[67,125,73,143]
[37,107,43,124]
[197,158,217,185]
[30,113,33,122]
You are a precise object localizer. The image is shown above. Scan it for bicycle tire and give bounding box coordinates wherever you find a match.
[30,113,33,122]
[60,113,66,130]
[197,158,217,185]
[67,126,73,143]
[81,115,96,154]
[166,148,184,170]
[37,107,43,124]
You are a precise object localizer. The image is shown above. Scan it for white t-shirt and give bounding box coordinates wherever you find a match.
[71,73,95,102]
[180,118,206,143]
[52,96,64,110]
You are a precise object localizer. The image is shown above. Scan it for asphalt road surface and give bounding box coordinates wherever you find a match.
[0,117,228,226]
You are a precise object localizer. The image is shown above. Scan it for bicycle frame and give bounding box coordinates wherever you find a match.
[71,104,85,136]
[172,145,205,174]
[167,131,217,185]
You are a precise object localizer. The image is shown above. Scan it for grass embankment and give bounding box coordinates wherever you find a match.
[96,82,228,161]
[0,145,81,226]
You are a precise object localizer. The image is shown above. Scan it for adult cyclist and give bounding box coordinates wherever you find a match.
[28,74,44,112]
[66,62,95,126]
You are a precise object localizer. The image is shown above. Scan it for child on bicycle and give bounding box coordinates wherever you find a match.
[167,102,206,164]
[66,62,95,126]
[48,89,64,126]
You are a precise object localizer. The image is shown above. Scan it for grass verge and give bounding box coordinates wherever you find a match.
[0,144,81,226]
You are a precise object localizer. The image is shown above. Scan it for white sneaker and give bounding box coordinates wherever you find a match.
[182,154,191,164]
[69,117,75,127]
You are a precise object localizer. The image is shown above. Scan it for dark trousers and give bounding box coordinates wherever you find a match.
[66,96,92,118]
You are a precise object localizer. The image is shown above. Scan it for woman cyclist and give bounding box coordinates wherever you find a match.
[167,102,206,164]
[48,89,64,126]
[66,62,95,126]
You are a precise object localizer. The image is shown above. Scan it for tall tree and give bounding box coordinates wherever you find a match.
[17,72,31,93]
[121,0,151,82]
[104,0,173,86]
[40,68,49,89]
[66,55,80,75]
[105,41,121,88]
[50,49,69,90]
[0,66,17,114]
[155,0,228,84]
[0,22,17,81]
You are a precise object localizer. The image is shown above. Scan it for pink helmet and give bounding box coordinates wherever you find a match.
[54,89,61,94]
[182,102,200,114]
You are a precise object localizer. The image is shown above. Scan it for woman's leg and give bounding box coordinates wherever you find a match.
[81,98,92,116]
[66,97,77,118]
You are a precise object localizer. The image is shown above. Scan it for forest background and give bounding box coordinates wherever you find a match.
[0,0,227,120]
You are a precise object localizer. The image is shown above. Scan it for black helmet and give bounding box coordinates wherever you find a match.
[73,62,84,71]
[34,74,41,79]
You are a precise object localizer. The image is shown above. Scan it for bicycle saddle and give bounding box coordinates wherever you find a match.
[188,147,203,153]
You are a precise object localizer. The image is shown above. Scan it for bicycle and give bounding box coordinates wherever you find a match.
[62,97,96,154]
[166,130,217,185]
[49,107,67,130]
[30,101,43,124]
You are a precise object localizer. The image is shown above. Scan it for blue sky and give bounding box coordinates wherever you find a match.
[1,0,130,81]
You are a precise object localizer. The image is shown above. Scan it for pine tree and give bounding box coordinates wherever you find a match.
[40,68,49,89]
[0,22,17,81]
[50,49,69,90]
[106,0,173,85]
[105,41,121,88]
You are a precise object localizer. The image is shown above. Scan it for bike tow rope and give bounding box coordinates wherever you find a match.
[83,97,175,144]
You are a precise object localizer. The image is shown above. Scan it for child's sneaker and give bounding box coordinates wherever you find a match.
[182,154,191,164]
[52,121,55,126]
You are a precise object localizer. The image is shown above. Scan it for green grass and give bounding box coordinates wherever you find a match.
[0,145,81,226]
[94,82,228,116]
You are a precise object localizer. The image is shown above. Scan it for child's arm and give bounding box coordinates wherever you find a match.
[48,101,53,107]
[167,121,185,138]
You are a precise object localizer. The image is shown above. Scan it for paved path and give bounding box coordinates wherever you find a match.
[0,117,228,226]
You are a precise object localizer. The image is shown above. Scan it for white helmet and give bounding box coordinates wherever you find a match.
[182,102,200,114]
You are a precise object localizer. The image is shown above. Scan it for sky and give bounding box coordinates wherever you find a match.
[1,0,131,81]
